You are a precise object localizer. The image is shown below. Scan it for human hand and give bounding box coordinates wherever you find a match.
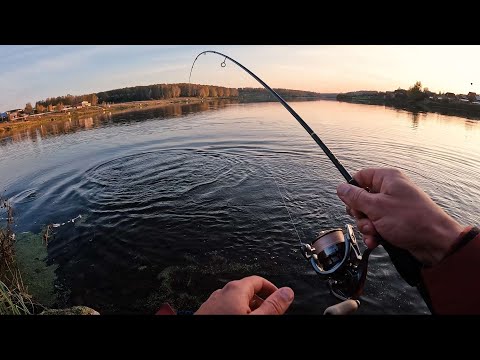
[336,168,463,267]
[194,275,294,315]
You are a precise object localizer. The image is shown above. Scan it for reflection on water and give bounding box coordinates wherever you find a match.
[0,99,236,145]
[1,115,106,144]
[0,99,479,314]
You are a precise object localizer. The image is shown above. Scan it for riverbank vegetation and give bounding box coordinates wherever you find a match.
[0,198,35,314]
[337,81,480,120]
[0,198,85,315]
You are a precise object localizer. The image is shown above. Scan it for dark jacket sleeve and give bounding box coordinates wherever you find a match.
[421,226,480,314]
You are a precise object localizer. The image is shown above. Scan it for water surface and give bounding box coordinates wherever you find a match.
[1,99,479,314]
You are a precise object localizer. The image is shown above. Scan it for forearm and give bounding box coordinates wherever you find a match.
[420,226,480,314]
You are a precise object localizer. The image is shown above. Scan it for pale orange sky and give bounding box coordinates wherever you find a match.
[2,45,480,110]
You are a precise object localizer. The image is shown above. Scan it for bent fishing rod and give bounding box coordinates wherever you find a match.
[190,51,355,185]
[189,50,425,303]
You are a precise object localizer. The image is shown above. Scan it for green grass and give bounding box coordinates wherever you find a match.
[1,198,53,314]
[15,231,58,307]
[0,280,32,315]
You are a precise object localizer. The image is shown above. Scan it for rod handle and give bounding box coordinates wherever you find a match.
[348,179,422,287]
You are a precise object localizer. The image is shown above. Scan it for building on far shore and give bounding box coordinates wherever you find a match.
[468,92,477,102]
[445,92,457,100]
[3,109,25,121]
[74,101,91,109]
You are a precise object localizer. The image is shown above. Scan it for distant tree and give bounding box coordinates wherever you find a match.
[173,85,181,98]
[47,104,54,112]
[162,85,172,99]
[90,94,98,106]
[56,103,64,112]
[205,86,210,97]
[36,104,46,113]
[200,86,209,98]
[24,102,33,114]
[407,81,425,101]
[423,87,429,93]
[64,94,74,106]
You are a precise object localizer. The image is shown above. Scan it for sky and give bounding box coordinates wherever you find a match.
[2,45,480,111]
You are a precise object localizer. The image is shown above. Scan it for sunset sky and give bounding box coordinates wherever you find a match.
[2,45,480,111]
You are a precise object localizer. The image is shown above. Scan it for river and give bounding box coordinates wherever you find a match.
[1,99,479,314]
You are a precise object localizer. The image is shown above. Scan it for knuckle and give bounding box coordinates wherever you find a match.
[246,275,262,282]
[391,168,403,177]
[350,188,363,203]
[223,280,239,291]
[209,289,222,300]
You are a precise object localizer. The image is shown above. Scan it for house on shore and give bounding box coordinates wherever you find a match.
[445,92,457,101]
[74,101,91,109]
[3,109,26,121]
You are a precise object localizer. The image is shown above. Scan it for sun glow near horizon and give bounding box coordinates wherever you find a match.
[1,45,480,110]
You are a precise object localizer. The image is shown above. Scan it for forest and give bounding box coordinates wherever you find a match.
[33,83,324,112]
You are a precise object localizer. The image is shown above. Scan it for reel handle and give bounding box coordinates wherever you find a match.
[324,299,360,315]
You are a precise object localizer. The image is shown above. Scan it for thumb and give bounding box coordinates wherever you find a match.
[336,183,377,216]
[251,287,294,315]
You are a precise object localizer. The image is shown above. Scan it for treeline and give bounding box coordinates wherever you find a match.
[36,94,98,108]
[31,83,324,114]
[238,87,323,99]
[96,83,239,104]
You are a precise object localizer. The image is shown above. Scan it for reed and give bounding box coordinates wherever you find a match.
[0,198,34,315]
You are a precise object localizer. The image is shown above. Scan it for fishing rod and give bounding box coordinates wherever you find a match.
[189,51,355,185]
[189,50,424,304]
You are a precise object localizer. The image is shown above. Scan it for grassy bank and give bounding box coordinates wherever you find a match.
[0,198,35,314]
[0,198,59,314]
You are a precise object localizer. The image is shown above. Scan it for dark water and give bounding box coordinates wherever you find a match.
[1,99,479,314]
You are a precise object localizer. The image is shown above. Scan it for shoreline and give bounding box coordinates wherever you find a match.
[336,98,480,121]
[0,96,331,135]
[3,96,479,138]
[0,97,219,133]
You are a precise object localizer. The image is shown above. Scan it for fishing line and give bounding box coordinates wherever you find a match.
[263,160,304,246]
[189,50,425,290]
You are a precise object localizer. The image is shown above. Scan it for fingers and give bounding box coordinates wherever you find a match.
[337,183,378,216]
[356,218,376,235]
[352,168,378,190]
[345,208,379,248]
[236,275,278,300]
[363,235,379,249]
[353,168,404,193]
[251,287,294,315]
[249,294,264,311]
[346,206,365,219]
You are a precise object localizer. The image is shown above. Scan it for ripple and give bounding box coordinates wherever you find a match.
[2,100,478,314]
[9,188,38,204]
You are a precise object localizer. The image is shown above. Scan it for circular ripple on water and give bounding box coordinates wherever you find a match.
[48,148,430,314]
[49,148,323,312]
[51,149,296,273]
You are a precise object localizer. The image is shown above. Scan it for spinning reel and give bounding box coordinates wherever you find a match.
[301,224,370,301]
